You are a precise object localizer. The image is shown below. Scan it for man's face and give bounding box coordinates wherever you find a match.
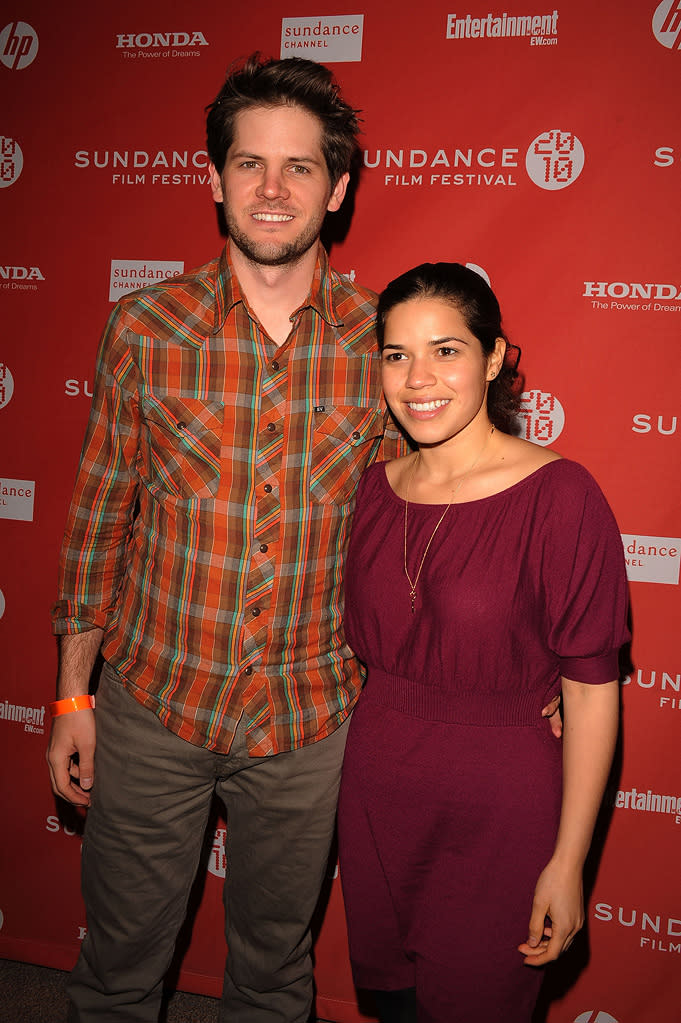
[210,104,349,268]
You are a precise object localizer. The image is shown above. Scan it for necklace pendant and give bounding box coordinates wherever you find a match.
[410,590,416,614]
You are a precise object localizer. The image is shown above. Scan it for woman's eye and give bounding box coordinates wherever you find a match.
[383,352,404,362]
[437,347,458,357]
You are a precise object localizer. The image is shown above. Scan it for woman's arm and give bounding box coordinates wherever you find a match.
[518,676,620,966]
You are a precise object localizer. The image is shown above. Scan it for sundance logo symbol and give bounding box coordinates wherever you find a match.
[109,260,184,302]
[0,21,39,69]
[622,534,680,585]
[519,390,565,446]
[281,15,364,62]
[0,363,14,408]
[0,136,23,188]
[208,826,227,878]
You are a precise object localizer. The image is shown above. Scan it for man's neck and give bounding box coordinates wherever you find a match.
[229,240,319,347]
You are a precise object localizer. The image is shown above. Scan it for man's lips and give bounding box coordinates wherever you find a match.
[251,211,294,222]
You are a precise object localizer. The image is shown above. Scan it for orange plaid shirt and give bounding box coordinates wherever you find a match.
[52,245,403,755]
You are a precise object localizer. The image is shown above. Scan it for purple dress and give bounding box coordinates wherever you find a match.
[337,459,629,1023]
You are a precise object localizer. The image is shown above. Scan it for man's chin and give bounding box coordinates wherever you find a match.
[229,230,318,269]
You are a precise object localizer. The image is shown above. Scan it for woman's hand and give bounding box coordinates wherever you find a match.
[517,859,584,966]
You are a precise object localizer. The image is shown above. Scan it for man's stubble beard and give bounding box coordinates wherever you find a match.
[223,204,328,268]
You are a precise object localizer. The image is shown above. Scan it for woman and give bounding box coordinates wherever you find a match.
[337,263,629,1023]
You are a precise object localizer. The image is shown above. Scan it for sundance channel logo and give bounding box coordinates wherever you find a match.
[0,21,38,69]
[280,15,364,62]
[621,534,680,585]
[0,136,23,188]
[366,130,584,191]
[109,260,184,301]
[653,0,681,49]
[0,477,35,521]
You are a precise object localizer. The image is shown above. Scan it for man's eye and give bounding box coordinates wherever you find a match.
[290,165,310,174]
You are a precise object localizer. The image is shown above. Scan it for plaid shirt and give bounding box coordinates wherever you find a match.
[52,245,402,755]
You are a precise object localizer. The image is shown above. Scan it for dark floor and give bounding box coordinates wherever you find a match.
[0,959,336,1023]
[0,958,211,1023]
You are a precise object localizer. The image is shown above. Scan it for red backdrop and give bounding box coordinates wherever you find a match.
[2,3,680,1022]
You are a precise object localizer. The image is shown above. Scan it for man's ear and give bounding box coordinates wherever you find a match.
[327,171,349,212]
[209,162,224,203]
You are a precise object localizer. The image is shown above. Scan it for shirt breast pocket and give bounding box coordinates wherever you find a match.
[138,394,224,501]
[309,405,384,506]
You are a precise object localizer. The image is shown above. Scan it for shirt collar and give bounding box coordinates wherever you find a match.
[213,242,344,333]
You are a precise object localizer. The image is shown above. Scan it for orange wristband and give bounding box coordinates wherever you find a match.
[49,695,96,716]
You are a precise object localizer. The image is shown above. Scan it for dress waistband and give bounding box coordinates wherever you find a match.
[363,669,556,727]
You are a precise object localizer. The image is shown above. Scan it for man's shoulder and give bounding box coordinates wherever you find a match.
[328,267,378,347]
[113,255,221,341]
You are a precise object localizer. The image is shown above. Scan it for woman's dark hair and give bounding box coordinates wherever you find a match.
[376,262,521,434]
[206,53,361,184]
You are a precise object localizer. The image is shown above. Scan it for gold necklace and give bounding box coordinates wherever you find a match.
[403,426,494,614]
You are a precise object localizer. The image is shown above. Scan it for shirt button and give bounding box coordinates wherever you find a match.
[244,666,253,676]
[259,543,268,553]
[267,423,277,433]
[271,360,280,372]
[352,431,361,440]
[251,607,261,617]
[264,483,273,493]
[177,421,187,431]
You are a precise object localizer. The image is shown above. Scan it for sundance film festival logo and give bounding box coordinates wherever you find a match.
[281,16,364,62]
[75,149,209,187]
[519,390,565,446]
[594,903,681,955]
[446,10,558,46]
[653,0,681,49]
[0,363,14,408]
[366,130,584,191]
[622,534,680,585]
[623,666,681,711]
[0,137,23,188]
[109,260,184,302]
[0,21,38,69]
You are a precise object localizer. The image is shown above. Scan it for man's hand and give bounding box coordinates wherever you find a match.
[46,710,96,807]
[541,694,562,738]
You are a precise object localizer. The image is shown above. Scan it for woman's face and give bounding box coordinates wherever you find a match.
[380,297,504,447]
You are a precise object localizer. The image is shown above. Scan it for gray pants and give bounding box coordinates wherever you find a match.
[67,662,349,1022]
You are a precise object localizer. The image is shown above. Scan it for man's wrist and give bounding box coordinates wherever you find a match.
[49,695,96,717]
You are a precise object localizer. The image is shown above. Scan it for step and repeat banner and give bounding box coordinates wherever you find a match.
[1,2,679,1021]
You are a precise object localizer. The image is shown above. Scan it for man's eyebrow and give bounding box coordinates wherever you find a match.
[230,150,323,165]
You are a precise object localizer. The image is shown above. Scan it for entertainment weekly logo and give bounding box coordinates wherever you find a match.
[365,130,584,191]
[0,698,45,734]
[0,21,38,69]
[593,902,681,955]
[623,666,681,712]
[653,0,681,49]
[74,148,209,187]
[518,390,565,446]
[115,30,209,60]
[446,9,559,47]
[0,363,14,408]
[109,260,184,301]
[0,478,35,521]
[621,534,680,585]
[606,784,681,825]
[280,15,364,62]
[583,279,681,314]
[0,136,23,188]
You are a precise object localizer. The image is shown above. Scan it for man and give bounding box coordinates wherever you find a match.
[47,54,400,1023]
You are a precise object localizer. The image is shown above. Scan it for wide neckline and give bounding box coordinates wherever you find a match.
[379,457,569,509]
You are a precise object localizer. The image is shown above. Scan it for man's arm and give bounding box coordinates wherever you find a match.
[46,629,103,806]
